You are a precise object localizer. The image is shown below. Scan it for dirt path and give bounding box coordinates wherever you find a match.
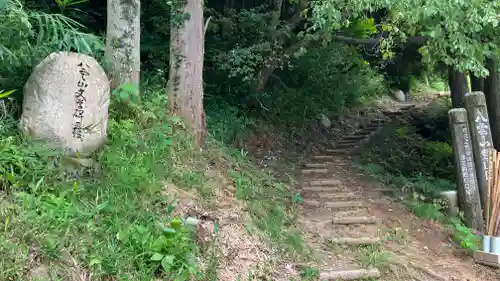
[295,103,500,280]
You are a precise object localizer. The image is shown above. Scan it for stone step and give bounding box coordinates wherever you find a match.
[332,216,377,225]
[301,168,329,175]
[329,237,380,246]
[305,179,342,186]
[319,268,381,280]
[324,201,365,209]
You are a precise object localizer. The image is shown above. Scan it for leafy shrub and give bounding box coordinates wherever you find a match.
[0,0,102,91]
[263,43,388,126]
[360,121,454,181]
[205,99,257,145]
[412,97,452,142]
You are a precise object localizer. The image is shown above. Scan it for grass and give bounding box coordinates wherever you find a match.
[354,244,391,270]
[0,84,304,280]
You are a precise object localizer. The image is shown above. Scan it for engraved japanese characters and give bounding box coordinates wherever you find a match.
[21,52,110,157]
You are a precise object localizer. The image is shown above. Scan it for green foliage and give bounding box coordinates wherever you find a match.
[0,77,303,279]
[355,244,391,270]
[0,0,102,90]
[406,196,445,221]
[360,121,454,182]
[448,217,481,251]
[310,0,500,75]
[263,43,387,126]
[412,97,452,143]
[146,218,199,277]
[205,100,257,145]
[299,266,320,280]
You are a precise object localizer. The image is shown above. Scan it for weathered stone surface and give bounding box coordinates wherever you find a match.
[320,113,332,128]
[21,52,110,157]
[449,108,485,232]
[391,89,406,102]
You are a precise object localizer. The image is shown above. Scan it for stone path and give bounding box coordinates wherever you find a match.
[297,105,416,280]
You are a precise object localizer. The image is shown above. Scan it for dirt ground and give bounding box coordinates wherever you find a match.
[241,93,500,280]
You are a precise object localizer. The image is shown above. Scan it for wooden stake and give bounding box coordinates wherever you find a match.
[486,150,492,234]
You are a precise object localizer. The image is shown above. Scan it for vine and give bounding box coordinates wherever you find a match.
[168,0,190,28]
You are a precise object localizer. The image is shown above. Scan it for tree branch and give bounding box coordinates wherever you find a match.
[331,34,428,46]
[204,16,212,37]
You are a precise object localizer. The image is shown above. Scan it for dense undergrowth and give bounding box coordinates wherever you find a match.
[2,0,483,278]
[358,96,454,197]
[0,78,305,280]
[357,96,482,250]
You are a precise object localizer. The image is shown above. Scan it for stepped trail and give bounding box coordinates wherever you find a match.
[291,101,500,280]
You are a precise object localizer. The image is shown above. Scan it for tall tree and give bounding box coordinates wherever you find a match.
[105,0,141,91]
[470,74,484,92]
[169,0,205,145]
[485,59,500,149]
[448,67,469,108]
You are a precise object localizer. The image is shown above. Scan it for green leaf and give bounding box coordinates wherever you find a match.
[119,90,129,100]
[169,219,182,229]
[162,227,177,235]
[150,253,164,261]
[161,255,175,271]
[150,236,168,252]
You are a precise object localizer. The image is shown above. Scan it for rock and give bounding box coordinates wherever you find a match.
[21,52,110,157]
[391,89,406,102]
[319,114,332,129]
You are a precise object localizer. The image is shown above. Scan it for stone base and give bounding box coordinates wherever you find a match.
[473,250,500,268]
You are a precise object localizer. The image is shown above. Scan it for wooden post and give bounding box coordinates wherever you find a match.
[465,92,494,221]
[449,108,485,232]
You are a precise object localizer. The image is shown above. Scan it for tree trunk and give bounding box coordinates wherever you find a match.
[484,59,500,150]
[470,74,484,92]
[105,0,140,92]
[448,67,469,108]
[169,0,205,146]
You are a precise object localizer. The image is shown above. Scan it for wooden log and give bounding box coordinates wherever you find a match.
[301,186,345,193]
[325,149,348,154]
[306,179,342,186]
[310,192,358,200]
[313,155,335,160]
[301,168,329,174]
[449,108,485,232]
[324,201,365,209]
[329,237,380,245]
[319,268,380,280]
[465,92,494,220]
[343,135,367,140]
[304,163,327,168]
[332,216,377,225]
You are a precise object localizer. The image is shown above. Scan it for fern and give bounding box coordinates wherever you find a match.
[0,0,103,88]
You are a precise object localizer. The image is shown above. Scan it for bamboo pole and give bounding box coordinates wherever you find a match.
[486,150,492,234]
